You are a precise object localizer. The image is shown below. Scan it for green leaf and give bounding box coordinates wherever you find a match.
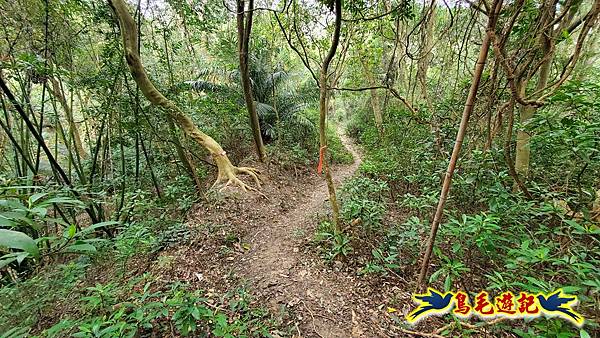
[65,243,97,253]
[0,199,26,209]
[30,207,48,218]
[77,221,119,237]
[0,229,40,258]
[560,285,581,294]
[0,185,41,191]
[579,330,590,338]
[1,211,36,227]
[16,252,30,264]
[429,268,442,283]
[38,197,85,208]
[0,325,31,338]
[215,313,228,327]
[0,256,18,269]
[191,307,201,320]
[67,224,77,238]
[0,216,16,227]
[444,274,452,291]
[28,192,48,205]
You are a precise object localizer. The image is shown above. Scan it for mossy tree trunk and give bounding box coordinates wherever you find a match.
[514,2,554,179]
[359,56,384,137]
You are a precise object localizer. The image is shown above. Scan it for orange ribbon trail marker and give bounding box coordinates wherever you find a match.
[317,146,327,174]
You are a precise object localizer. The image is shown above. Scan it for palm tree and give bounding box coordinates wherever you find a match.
[186,54,318,146]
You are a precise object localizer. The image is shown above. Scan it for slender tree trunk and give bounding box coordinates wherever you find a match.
[483,59,500,151]
[359,56,384,136]
[504,98,533,198]
[416,0,503,290]
[108,0,260,191]
[48,77,87,159]
[167,116,203,191]
[0,76,102,225]
[0,125,6,168]
[514,6,554,178]
[417,2,441,153]
[0,105,36,174]
[383,17,404,111]
[416,1,435,107]
[49,97,84,182]
[237,0,266,162]
[319,0,342,231]
[1,94,23,177]
[46,82,88,186]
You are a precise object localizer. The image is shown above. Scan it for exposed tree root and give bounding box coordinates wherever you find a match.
[235,167,262,187]
[210,161,264,197]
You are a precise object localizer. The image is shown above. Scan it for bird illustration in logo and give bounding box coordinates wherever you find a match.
[537,290,584,326]
[406,288,454,323]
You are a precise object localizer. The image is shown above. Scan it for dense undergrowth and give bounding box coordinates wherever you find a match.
[0,119,350,337]
[2,266,278,337]
[314,79,600,337]
[0,178,279,337]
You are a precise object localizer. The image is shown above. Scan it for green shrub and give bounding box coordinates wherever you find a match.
[340,177,388,231]
[314,220,352,261]
[0,183,117,276]
[360,216,424,276]
[2,270,280,337]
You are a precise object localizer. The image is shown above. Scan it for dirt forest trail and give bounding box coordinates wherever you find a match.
[176,129,410,337]
[232,131,395,338]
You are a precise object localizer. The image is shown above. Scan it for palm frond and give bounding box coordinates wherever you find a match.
[185,80,228,93]
[268,70,290,88]
[195,66,238,85]
[255,101,277,118]
[291,111,316,131]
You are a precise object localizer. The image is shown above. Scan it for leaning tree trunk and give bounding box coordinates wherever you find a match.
[319,0,343,231]
[108,0,260,191]
[416,0,503,290]
[237,0,266,162]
